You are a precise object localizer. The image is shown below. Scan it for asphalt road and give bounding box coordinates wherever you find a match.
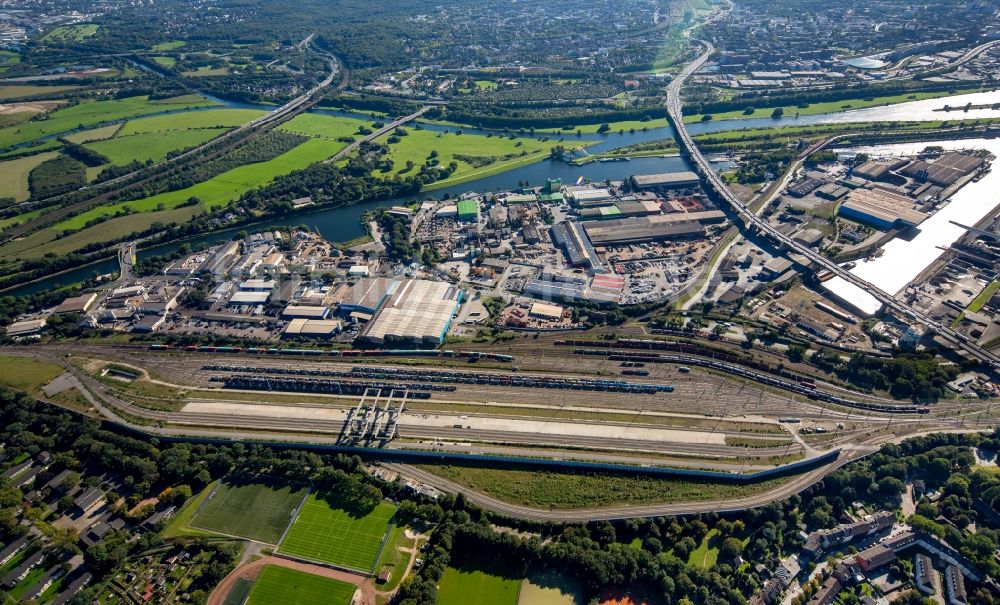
[379,452,869,522]
[666,41,1000,370]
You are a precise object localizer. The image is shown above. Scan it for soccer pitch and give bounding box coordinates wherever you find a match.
[189,479,306,543]
[245,565,356,605]
[279,494,397,571]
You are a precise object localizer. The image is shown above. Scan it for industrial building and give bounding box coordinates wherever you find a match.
[581,212,723,246]
[281,306,331,319]
[361,279,463,345]
[283,318,343,338]
[566,186,614,207]
[901,152,984,187]
[838,188,927,230]
[630,171,700,190]
[228,291,269,305]
[456,199,478,222]
[529,302,564,321]
[335,278,395,314]
[551,223,604,273]
[52,293,97,315]
[3,318,47,338]
[578,199,661,220]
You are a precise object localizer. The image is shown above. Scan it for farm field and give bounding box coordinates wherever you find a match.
[86,128,225,165]
[151,56,177,67]
[518,570,582,605]
[0,151,59,202]
[377,128,567,189]
[0,95,216,149]
[189,479,305,543]
[0,85,81,101]
[55,136,345,231]
[416,464,791,509]
[279,494,396,571]
[245,566,356,605]
[438,567,521,605]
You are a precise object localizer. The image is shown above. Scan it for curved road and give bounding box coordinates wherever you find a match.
[666,41,1000,370]
[380,451,868,522]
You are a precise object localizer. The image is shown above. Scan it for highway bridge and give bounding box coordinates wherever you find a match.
[666,41,1000,371]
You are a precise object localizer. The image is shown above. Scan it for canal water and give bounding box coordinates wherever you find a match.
[824,138,1000,315]
[7,89,1000,297]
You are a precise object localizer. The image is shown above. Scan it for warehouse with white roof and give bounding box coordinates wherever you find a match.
[361,279,463,345]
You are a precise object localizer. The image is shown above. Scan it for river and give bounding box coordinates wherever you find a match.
[824,138,1000,315]
[7,89,1000,297]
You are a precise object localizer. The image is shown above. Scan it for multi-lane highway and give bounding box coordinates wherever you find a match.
[666,41,1000,370]
[1,57,342,244]
[323,106,431,164]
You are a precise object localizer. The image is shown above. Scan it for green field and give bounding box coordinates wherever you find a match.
[86,128,225,165]
[537,117,669,134]
[63,124,120,144]
[279,494,396,571]
[189,479,306,543]
[685,88,983,122]
[417,464,791,509]
[372,525,413,592]
[0,85,81,101]
[0,204,201,260]
[0,209,43,232]
[969,281,1000,313]
[687,528,720,569]
[377,128,567,189]
[0,151,60,202]
[119,108,265,135]
[182,66,230,77]
[151,40,186,51]
[54,136,344,231]
[161,481,218,539]
[0,355,65,393]
[41,24,99,42]
[0,95,215,149]
[518,570,582,605]
[278,112,369,141]
[438,567,521,605]
[151,56,177,68]
[245,566,356,605]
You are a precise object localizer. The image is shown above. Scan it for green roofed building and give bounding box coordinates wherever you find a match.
[457,199,478,222]
[544,178,562,194]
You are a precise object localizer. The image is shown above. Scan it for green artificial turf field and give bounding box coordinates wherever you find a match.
[189,479,306,543]
[279,494,396,571]
[244,566,356,605]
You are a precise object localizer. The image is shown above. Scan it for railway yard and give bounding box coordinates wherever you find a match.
[4,331,997,484]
